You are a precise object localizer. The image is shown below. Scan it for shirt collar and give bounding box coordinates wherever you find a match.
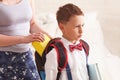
[61,37,80,47]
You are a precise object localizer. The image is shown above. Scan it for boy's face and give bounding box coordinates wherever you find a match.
[59,15,84,43]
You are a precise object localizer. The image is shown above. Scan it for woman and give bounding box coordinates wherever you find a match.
[0,0,51,79]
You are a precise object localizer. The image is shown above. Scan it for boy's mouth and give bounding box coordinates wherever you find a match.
[78,34,82,37]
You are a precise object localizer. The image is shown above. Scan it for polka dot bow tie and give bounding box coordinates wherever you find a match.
[69,42,82,52]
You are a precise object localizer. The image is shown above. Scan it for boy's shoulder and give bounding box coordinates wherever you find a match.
[45,37,63,52]
[49,38,89,50]
[80,39,89,44]
[48,38,89,55]
[80,39,89,56]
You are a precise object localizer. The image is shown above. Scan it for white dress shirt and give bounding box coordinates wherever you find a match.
[45,37,89,80]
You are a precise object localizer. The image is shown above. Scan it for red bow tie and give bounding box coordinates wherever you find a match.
[69,42,82,52]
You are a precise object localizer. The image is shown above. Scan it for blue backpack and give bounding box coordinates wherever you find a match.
[35,38,89,80]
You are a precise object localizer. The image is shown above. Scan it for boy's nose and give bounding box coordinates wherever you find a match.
[79,27,83,34]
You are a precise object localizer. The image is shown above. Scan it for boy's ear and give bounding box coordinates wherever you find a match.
[58,23,64,31]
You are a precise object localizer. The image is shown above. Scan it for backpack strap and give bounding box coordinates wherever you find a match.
[80,39,90,77]
[46,38,73,80]
[81,39,89,57]
[46,38,68,71]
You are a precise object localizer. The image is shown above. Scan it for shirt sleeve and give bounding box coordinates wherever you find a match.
[45,49,58,80]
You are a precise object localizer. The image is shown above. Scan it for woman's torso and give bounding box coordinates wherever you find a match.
[0,0,33,52]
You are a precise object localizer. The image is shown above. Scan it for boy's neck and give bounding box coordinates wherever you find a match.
[62,35,80,44]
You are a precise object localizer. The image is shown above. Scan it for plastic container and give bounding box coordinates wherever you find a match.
[32,34,51,56]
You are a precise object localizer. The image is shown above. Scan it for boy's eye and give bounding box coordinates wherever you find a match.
[82,24,84,27]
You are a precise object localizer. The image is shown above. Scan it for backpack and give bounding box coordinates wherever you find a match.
[35,38,89,80]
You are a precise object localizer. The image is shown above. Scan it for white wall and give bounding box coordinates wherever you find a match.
[99,0,120,57]
[34,0,120,57]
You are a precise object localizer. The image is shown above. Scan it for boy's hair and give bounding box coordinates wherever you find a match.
[56,3,84,24]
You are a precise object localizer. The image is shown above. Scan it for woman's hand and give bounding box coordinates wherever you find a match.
[22,32,45,43]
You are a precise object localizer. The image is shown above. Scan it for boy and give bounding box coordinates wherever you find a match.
[45,3,89,80]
